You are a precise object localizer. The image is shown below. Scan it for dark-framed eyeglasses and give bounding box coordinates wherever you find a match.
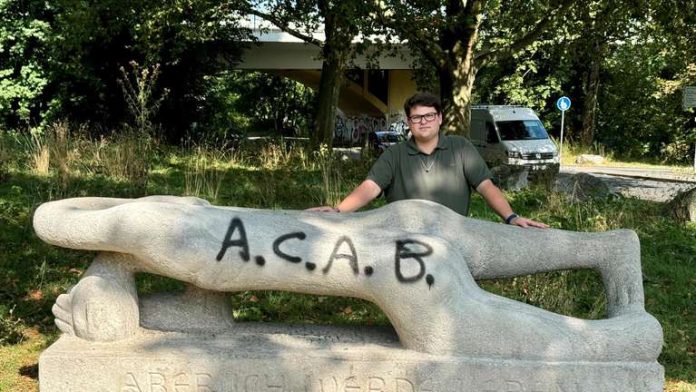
[408,112,438,124]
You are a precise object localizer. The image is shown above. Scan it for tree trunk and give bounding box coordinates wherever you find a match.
[311,50,345,148]
[310,2,354,150]
[438,0,483,138]
[441,63,477,137]
[580,41,605,146]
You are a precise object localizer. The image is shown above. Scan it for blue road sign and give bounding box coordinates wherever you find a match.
[556,96,571,111]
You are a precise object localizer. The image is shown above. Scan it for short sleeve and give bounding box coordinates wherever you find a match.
[366,148,395,191]
[458,137,493,188]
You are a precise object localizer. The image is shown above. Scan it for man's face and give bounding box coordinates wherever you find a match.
[407,105,442,142]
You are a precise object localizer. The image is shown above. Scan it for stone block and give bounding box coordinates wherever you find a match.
[575,154,605,165]
[554,173,613,201]
[40,327,664,392]
[491,165,529,191]
[668,187,696,222]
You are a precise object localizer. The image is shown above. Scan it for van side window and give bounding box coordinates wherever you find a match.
[486,122,499,143]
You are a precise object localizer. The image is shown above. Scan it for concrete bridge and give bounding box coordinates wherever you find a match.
[237,16,417,142]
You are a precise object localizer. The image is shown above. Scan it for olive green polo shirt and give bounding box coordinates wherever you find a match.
[367,134,492,216]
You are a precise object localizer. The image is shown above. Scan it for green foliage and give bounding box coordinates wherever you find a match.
[476,0,696,163]
[0,0,52,128]
[215,71,315,137]
[0,0,694,164]
[1,0,253,141]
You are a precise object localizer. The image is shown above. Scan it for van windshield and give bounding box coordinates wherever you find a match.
[496,120,549,141]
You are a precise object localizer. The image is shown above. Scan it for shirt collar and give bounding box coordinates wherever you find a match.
[406,133,448,155]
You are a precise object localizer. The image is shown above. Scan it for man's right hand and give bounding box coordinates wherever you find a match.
[306,179,382,214]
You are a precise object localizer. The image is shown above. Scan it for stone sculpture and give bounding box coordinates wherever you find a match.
[33,196,664,391]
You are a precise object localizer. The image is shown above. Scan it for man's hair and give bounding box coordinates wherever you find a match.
[404,92,441,117]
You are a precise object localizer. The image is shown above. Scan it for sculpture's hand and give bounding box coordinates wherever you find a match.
[510,216,548,229]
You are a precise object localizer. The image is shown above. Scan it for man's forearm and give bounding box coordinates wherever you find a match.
[336,180,382,212]
[476,179,548,228]
[476,179,514,220]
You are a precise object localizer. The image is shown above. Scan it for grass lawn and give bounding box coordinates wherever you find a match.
[1,131,694,391]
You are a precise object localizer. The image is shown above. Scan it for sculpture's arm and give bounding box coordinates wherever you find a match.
[347,200,646,317]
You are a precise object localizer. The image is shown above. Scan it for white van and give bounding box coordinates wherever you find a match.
[470,105,559,172]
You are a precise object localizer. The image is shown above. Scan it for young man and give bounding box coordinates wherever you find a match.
[311,92,547,228]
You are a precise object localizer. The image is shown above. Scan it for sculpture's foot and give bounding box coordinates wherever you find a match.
[140,284,234,333]
[52,253,139,341]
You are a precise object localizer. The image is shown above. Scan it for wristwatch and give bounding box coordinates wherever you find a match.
[504,213,519,224]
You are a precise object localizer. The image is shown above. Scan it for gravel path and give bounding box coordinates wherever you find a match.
[557,173,696,203]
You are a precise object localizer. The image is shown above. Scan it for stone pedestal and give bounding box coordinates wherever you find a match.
[40,325,664,392]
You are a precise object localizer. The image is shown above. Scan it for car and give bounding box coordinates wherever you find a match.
[368,131,405,154]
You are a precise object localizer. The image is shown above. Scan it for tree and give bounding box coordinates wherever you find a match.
[134,0,253,141]
[226,71,315,136]
[593,0,696,162]
[474,0,695,163]
[0,0,52,129]
[376,0,576,136]
[244,0,372,148]
[568,1,649,146]
[47,0,252,141]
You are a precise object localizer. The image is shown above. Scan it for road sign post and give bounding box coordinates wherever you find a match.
[556,96,571,165]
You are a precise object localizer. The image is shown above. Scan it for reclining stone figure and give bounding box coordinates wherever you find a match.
[33,196,662,363]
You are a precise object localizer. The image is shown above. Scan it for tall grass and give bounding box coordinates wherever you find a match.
[27,131,50,175]
[18,122,152,195]
[20,121,79,189]
[183,144,229,203]
[554,137,614,165]
[315,143,343,207]
[47,122,75,186]
[94,129,151,193]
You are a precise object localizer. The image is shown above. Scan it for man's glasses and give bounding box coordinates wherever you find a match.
[408,112,438,124]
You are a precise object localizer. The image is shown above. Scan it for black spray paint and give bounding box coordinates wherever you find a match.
[323,236,359,275]
[216,217,435,287]
[395,239,433,284]
[272,232,307,263]
[216,217,250,262]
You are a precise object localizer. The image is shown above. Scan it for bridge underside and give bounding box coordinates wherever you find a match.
[238,42,417,120]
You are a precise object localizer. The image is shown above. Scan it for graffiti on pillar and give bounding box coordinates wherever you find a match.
[387,112,409,138]
[334,114,388,145]
[333,112,411,146]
